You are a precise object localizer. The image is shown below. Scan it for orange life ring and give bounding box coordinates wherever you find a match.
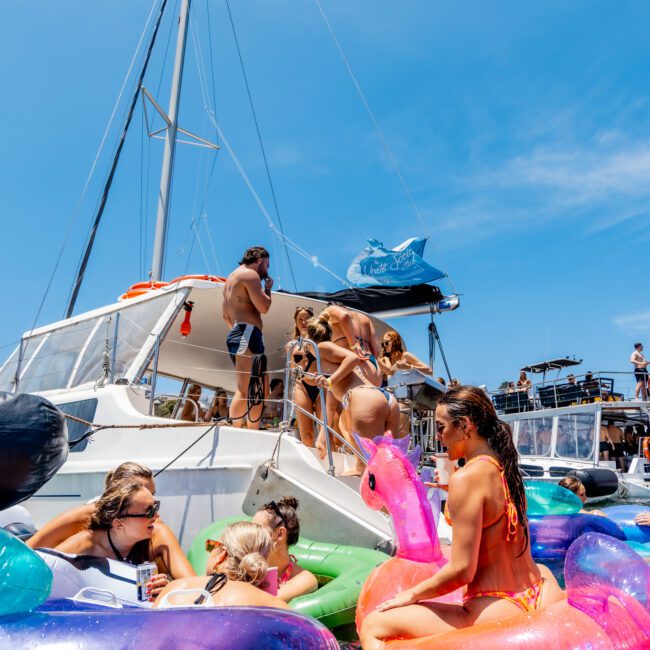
[643,436,650,461]
[118,275,225,301]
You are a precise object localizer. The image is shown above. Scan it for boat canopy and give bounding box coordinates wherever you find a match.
[521,357,583,374]
[292,283,443,313]
[0,278,393,395]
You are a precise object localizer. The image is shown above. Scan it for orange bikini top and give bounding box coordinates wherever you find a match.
[443,455,519,543]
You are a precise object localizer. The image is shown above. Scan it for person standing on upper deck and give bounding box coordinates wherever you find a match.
[630,342,649,401]
[223,246,273,428]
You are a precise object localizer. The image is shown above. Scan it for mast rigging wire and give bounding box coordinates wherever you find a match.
[313,0,457,293]
[65,0,171,319]
[206,117,351,288]
[225,0,298,292]
[22,0,160,341]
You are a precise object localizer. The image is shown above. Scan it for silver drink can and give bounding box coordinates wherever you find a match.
[136,561,157,601]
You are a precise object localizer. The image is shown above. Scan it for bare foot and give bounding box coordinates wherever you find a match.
[339,468,364,477]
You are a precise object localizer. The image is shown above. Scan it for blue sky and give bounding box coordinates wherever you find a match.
[1,1,649,392]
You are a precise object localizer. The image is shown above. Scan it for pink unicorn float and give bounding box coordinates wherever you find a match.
[354,432,462,627]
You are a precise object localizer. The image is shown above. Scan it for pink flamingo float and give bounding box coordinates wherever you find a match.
[355,432,650,649]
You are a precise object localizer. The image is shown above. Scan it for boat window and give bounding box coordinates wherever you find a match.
[555,413,595,461]
[516,416,553,456]
[18,320,100,394]
[57,399,98,452]
[0,345,19,392]
[71,316,110,387]
[113,296,175,379]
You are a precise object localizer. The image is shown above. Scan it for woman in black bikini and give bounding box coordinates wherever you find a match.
[55,480,170,601]
[288,306,322,448]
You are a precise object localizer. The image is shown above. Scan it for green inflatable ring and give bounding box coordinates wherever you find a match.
[188,516,388,629]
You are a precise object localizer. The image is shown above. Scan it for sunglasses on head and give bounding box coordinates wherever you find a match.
[205,538,223,553]
[264,500,287,528]
[297,306,314,315]
[119,500,160,519]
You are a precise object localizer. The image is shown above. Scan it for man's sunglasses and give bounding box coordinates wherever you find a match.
[119,500,160,519]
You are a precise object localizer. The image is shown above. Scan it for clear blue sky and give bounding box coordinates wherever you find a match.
[1,1,649,391]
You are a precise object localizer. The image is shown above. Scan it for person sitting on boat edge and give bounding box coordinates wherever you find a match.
[360,385,564,649]
[54,480,169,601]
[204,386,229,421]
[252,497,318,602]
[222,246,273,429]
[154,521,289,610]
[557,476,606,517]
[27,462,196,581]
[309,312,400,476]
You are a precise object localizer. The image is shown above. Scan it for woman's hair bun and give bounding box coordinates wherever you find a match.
[319,311,331,323]
[238,552,268,586]
[278,496,298,510]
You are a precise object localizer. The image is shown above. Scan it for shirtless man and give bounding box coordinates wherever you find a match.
[607,422,625,470]
[630,342,649,401]
[223,246,273,428]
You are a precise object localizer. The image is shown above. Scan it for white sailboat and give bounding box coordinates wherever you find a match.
[0,0,457,552]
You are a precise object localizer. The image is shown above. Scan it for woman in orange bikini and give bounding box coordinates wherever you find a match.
[360,385,564,648]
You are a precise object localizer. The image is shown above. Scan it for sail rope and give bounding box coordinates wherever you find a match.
[22,0,162,348]
[205,117,351,288]
[224,0,298,292]
[313,0,457,293]
[64,0,172,319]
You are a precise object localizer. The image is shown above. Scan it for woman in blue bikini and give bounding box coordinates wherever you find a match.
[308,312,400,476]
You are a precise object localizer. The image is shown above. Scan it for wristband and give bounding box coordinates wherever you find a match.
[326,378,333,391]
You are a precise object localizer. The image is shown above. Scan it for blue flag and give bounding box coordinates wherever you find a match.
[346,237,445,287]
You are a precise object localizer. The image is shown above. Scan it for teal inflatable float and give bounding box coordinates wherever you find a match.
[0,528,52,614]
[188,517,387,629]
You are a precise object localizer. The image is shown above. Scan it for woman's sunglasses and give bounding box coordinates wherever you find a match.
[119,500,160,519]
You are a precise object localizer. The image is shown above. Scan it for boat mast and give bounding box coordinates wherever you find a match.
[150,0,191,281]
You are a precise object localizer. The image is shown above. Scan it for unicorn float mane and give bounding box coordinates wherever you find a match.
[357,432,443,564]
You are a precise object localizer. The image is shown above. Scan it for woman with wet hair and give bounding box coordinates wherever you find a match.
[360,386,564,648]
[155,521,289,609]
[308,313,400,476]
[55,480,170,600]
[287,306,322,447]
[27,462,195,580]
[253,496,318,602]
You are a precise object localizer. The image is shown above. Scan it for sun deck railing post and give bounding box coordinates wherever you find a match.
[149,335,161,416]
[109,313,120,384]
[283,342,296,426]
